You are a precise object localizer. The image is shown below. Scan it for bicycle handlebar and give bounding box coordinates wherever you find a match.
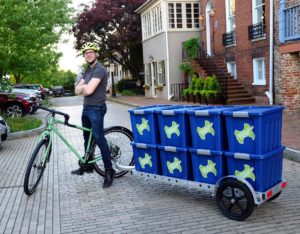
[38,106,70,125]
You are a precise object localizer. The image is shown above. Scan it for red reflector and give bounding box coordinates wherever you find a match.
[267,190,273,199]
[282,181,287,189]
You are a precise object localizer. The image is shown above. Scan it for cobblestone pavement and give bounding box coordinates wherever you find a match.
[0,102,300,234]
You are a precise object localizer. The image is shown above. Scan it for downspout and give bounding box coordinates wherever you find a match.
[266,0,274,105]
[164,2,171,100]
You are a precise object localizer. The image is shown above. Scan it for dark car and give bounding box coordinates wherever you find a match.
[14,84,46,99]
[51,86,64,97]
[0,93,31,117]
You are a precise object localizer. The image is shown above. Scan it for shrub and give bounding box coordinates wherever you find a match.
[179,63,194,76]
[183,37,199,59]
[121,89,137,96]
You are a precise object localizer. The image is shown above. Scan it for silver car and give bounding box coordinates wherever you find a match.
[0,115,9,144]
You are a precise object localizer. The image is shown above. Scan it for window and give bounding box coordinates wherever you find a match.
[253,58,266,85]
[253,0,265,24]
[141,4,163,40]
[168,3,182,29]
[144,64,151,84]
[227,62,237,79]
[157,61,165,85]
[225,0,236,32]
[168,2,200,29]
[186,3,200,28]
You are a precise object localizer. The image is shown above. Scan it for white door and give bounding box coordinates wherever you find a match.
[151,62,157,97]
[206,1,212,56]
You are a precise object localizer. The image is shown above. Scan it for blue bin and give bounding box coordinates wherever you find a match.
[189,149,224,184]
[223,106,284,154]
[129,105,172,144]
[158,145,192,180]
[187,106,240,150]
[156,105,199,147]
[131,142,161,175]
[225,146,284,192]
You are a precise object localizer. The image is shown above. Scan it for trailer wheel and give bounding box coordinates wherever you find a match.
[216,179,255,221]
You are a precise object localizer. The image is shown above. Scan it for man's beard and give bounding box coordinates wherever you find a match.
[87,58,96,65]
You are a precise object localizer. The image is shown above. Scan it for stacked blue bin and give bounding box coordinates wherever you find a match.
[187,106,239,184]
[129,105,172,175]
[155,106,197,180]
[223,106,284,192]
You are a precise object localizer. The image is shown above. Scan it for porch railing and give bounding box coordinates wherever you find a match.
[248,22,266,40]
[280,2,300,42]
[170,83,184,101]
[222,31,236,46]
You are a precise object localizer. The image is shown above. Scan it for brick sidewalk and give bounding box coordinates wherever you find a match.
[1,104,300,233]
[108,95,300,152]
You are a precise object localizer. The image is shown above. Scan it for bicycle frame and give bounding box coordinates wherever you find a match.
[40,115,102,164]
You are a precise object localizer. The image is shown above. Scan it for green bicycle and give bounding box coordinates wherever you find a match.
[23,106,134,195]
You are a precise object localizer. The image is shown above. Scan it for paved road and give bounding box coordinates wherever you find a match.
[0,97,300,233]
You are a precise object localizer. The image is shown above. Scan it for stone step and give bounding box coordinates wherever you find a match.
[226,97,256,104]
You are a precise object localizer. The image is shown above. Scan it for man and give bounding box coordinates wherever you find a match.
[72,42,115,188]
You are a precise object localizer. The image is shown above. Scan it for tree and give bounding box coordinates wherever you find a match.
[0,0,73,83]
[72,0,145,80]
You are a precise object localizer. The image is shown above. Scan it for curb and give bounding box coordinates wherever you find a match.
[107,96,300,163]
[285,148,300,163]
[8,124,46,141]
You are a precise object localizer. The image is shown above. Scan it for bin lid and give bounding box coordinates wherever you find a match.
[157,145,187,152]
[131,142,156,149]
[224,146,285,160]
[128,105,172,114]
[189,148,223,156]
[223,106,284,117]
[187,106,241,116]
[155,105,199,115]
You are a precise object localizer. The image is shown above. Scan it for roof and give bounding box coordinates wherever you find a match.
[135,0,159,14]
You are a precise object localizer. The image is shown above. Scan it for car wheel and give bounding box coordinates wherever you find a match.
[5,104,24,117]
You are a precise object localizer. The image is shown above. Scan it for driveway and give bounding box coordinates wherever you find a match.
[0,97,300,233]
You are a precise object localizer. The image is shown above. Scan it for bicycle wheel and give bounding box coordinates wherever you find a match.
[216,179,255,221]
[93,126,134,178]
[24,139,52,195]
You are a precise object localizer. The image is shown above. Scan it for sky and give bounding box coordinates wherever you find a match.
[57,0,93,73]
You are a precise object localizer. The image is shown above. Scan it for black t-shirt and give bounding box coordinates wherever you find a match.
[82,62,108,106]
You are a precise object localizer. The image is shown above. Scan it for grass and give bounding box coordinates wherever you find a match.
[5,116,43,133]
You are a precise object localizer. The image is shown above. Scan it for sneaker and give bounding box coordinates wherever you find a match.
[103,169,116,188]
[71,165,94,175]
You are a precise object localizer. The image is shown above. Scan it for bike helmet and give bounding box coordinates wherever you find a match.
[81,42,99,54]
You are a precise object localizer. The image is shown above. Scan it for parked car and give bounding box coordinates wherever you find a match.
[14,84,46,99]
[0,92,31,117]
[0,115,9,144]
[13,92,41,114]
[51,86,64,97]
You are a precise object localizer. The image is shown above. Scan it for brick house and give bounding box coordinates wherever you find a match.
[274,0,300,113]
[197,0,273,104]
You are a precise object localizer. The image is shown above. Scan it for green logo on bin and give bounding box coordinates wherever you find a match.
[235,164,255,182]
[197,120,215,140]
[167,157,182,174]
[138,153,152,169]
[136,118,150,135]
[199,160,217,178]
[164,121,180,139]
[234,123,255,144]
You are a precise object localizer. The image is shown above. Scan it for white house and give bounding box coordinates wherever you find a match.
[136,0,202,100]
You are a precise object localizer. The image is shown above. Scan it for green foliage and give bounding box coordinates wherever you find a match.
[203,75,221,92]
[183,88,190,98]
[4,116,43,133]
[0,78,13,92]
[0,0,74,83]
[184,38,199,59]
[121,90,137,96]
[116,79,137,93]
[179,63,194,76]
